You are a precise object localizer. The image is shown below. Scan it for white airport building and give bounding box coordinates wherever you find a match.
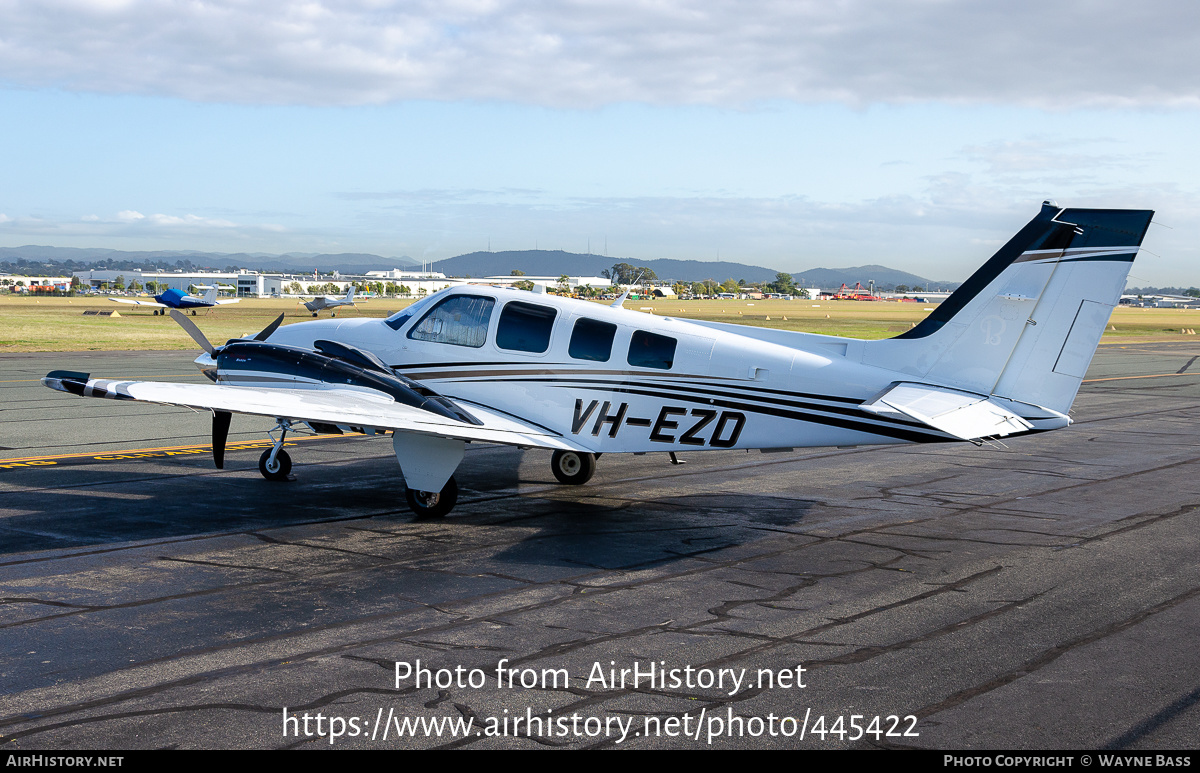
[72,268,624,298]
[72,268,471,298]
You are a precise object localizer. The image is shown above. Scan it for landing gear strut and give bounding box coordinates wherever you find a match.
[551,450,596,485]
[406,476,458,518]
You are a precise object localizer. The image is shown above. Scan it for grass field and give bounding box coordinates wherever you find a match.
[1,294,1197,353]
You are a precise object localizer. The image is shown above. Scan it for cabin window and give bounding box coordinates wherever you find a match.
[628,330,676,370]
[407,295,495,348]
[496,301,557,353]
[569,318,617,362]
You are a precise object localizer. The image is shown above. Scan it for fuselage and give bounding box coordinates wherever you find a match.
[239,285,996,454]
[303,297,347,312]
[157,288,217,309]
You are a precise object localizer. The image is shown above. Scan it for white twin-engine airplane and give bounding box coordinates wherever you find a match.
[44,202,1154,518]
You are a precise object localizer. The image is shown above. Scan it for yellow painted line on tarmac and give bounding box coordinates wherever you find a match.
[0,434,347,469]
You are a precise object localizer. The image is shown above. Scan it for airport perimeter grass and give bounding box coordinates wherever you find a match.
[1,294,1197,352]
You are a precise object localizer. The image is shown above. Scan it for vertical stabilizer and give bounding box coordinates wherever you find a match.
[862,202,1153,413]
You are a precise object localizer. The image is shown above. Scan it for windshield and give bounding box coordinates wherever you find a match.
[384,294,439,331]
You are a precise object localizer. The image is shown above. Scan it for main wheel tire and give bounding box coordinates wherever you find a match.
[406,476,458,518]
[551,450,596,485]
[258,448,292,481]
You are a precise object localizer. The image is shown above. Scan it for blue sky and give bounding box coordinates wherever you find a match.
[1,1,1197,284]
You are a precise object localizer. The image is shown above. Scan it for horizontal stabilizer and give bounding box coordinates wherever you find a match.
[860,382,1034,441]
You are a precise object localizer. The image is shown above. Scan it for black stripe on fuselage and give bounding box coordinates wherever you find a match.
[435,373,948,443]
[402,366,898,437]
[499,375,883,424]
[559,382,949,443]
[396,364,863,405]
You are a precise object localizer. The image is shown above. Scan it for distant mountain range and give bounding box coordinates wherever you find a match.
[435,250,789,283]
[785,264,957,291]
[0,245,957,290]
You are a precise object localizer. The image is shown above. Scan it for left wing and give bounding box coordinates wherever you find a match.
[42,373,583,451]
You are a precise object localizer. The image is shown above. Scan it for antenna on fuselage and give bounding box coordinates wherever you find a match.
[610,271,645,308]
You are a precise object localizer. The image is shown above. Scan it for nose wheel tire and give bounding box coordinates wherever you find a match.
[258,448,292,481]
[551,450,596,485]
[406,476,458,518]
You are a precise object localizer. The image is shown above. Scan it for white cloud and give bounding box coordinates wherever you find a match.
[1,0,1197,108]
[110,211,237,228]
[145,213,236,228]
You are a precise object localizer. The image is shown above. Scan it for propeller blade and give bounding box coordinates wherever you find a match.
[169,309,214,354]
[254,313,285,342]
[212,410,231,469]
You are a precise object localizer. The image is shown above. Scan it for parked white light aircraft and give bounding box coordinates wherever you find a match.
[302,287,359,316]
[44,203,1153,518]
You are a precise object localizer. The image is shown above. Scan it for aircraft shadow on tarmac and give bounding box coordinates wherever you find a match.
[0,450,815,569]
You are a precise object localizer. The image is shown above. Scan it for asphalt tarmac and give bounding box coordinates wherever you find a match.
[0,342,1197,749]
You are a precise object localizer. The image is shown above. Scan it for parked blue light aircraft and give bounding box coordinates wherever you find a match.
[49,202,1153,519]
[110,286,240,315]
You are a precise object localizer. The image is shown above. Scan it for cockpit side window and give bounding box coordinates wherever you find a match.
[627,330,676,370]
[568,318,617,362]
[496,301,557,353]
[407,295,495,348]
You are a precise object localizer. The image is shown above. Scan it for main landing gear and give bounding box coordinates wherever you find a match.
[406,476,458,519]
[551,450,597,485]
